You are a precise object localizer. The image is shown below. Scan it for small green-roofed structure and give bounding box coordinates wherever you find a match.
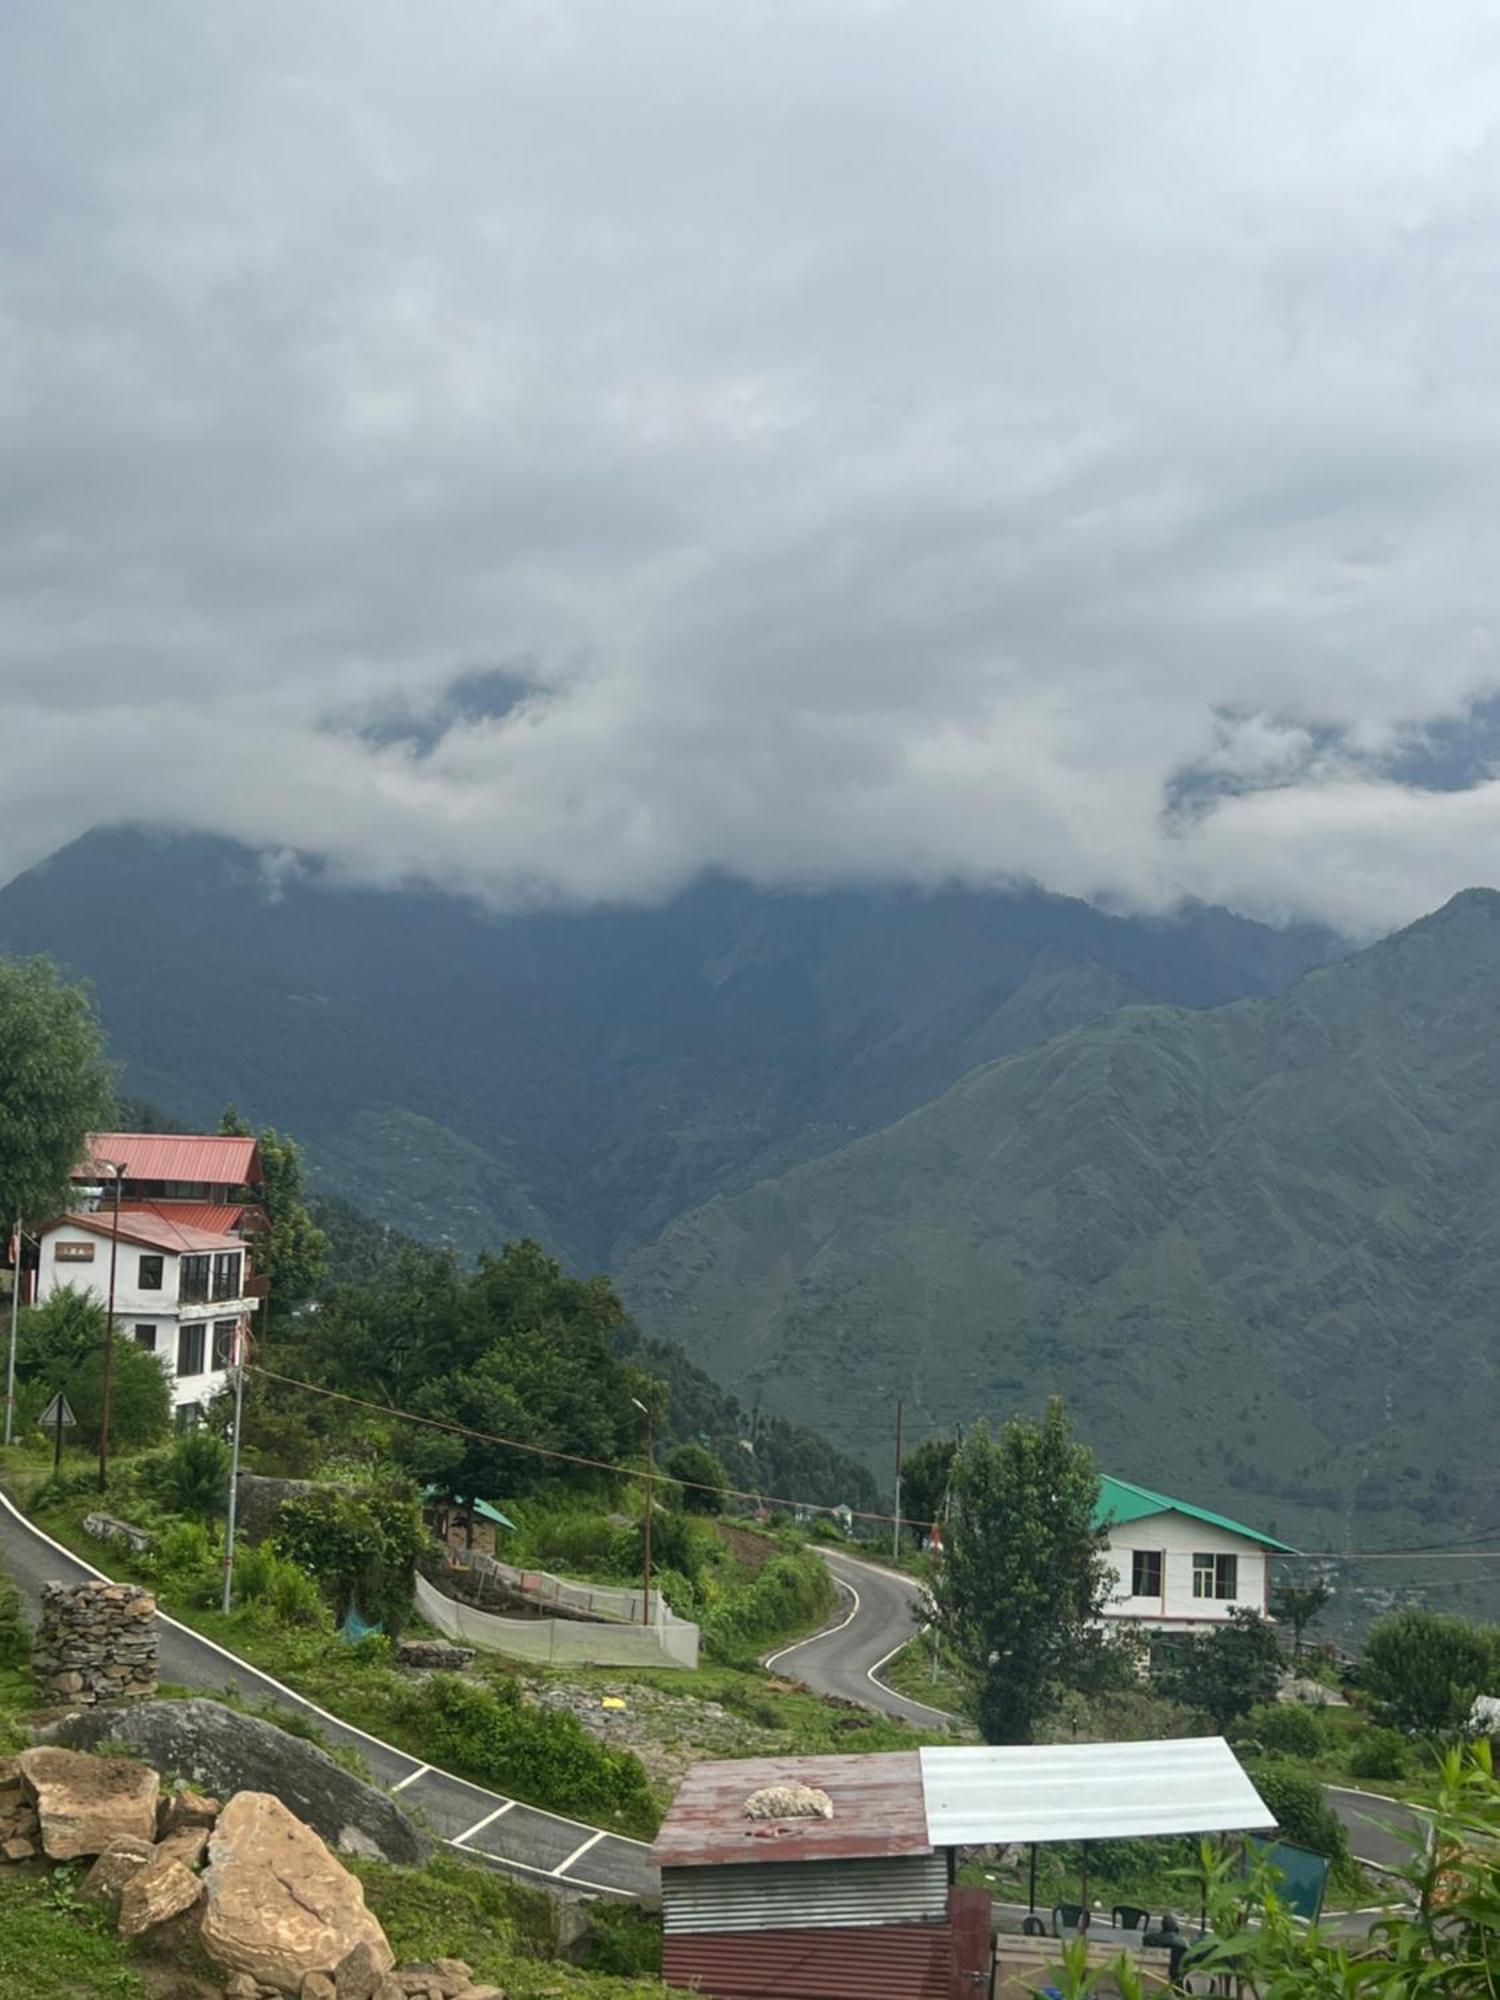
[1094,1474,1296,1553]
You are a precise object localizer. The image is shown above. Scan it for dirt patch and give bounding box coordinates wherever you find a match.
[712,1523,779,1571]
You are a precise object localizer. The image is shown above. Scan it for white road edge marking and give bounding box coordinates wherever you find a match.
[391,1764,431,1793]
[0,1491,655,1853]
[763,1577,861,1668]
[864,1625,960,1726]
[455,1800,517,1845]
[554,1828,608,1875]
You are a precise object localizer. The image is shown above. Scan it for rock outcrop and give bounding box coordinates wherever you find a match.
[200,1791,394,1995]
[17,1745,159,1859]
[45,1698,429,1863]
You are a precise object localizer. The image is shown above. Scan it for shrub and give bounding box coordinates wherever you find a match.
[393,1674,657,1838]
[1248,1701,1324,1760]
[1254,1767,1348,1861]
[1362,1606,1498,1738]
[1346,1726,1409,1782]
[147,1520,221,1607]
[271,1486,426,1639]
[234,1543,329,1629]
[702,1550,834,1663]
[149,1430,232,1523]
[666,1442,729,1515]
[0,1575,31,1671]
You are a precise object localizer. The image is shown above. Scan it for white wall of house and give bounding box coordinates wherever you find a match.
[1102,1510,1269,1632]
[35,1223,254,1419]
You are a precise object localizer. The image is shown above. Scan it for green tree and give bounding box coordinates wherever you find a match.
[219,1108,328,1311]
[929,1398,1110,1743]
[1269,1578,1334,1659]
[151,1430,232,1523]
[0,956,113,1228]
[666,1441,729,1514]
[1168,1608,1283,1731]
[271,1485,426,1638]
[15,1287,170,1452]
[1362,1606,1497,1738]
[900,1436,956,1535]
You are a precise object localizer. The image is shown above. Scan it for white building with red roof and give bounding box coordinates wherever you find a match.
[31,1132,270,1424]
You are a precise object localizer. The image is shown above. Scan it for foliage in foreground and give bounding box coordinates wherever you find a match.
[0,953,114,1233]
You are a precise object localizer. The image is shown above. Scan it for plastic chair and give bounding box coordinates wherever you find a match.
[1051,1904,1087,1939]
[1022,1915,1047,1937]
[1113,1904,1151,1934]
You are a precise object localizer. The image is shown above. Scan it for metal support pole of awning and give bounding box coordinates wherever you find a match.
[1028,1842,1037,1914]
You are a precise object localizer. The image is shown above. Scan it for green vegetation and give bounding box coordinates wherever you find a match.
[218,1106,328,1309]
[1269,1578,1334,1658]
[1361,1605,1499,1737]
[665,1441,728,1513]
[11,1289,170,1453]
[270,1486,427,1638]
[0,1868,147,2000]
[622,891,1500,1574]
[930,1399,1116,1743]
[0,953,114,1234]
[1165,1610,1283,1732]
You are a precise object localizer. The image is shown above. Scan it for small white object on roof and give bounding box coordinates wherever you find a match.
[745,1784,834,1821]
[918,1736,1274,1848]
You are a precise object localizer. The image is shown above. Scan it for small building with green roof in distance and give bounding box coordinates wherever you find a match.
[1094,1474,1295,1635]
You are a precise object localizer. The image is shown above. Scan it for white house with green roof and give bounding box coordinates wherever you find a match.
[1095,1475,1295,1633]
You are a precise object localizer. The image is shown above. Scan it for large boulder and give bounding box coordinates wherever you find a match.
[17,1746,159,1860]
[200,1791,393,1995]
[117,1850,204,1938]
[43,1699,428,1864]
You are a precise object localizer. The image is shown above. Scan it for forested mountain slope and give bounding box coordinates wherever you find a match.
[621,891,1500,1557]
[0,827,1337,1265]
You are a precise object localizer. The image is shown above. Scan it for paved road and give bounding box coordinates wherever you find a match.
[772,1548,1426,1885]
[0,1490,655,1900]
[765,1547,960,1729]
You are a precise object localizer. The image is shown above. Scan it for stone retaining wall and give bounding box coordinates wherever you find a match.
[34,1581,158,1707]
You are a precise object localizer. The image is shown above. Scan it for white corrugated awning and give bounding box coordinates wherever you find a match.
[919,1736,1275,1848]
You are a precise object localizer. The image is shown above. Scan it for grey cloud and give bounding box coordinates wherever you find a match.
[3,0,1500,936]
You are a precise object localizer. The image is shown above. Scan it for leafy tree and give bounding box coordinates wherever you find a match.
[0,955,114,1230]
[666,1441,729,1514]
[1247,1700,1323,1759]
[271,1485,426,1639]
[1168,1608,1283,1731]
[219,1108,328,1311]
[1362,1606,1498,1738]
[1269,1578,1334,1659]
[16,1287,170,1451]
[929,1398,1110,1743]
[900,1436,956,1534]
[151,1430,232,1523]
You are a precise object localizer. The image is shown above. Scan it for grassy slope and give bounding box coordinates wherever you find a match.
[622,890,1500,1590]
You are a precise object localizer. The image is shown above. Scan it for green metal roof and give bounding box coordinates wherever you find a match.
[1094,1474,1296,1553]
[421,1487,517,1531]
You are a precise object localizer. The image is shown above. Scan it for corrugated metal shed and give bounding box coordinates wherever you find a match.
[653,1752,929,1868]
[82,1133,263,1186]
[663,1921,954,1999]
[662,1855,949,1934]
[919,1736,1275,1847]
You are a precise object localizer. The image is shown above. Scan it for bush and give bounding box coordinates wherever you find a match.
[148,1430,232,1523]
[1363,1606,1498,1738]
[702,1550,834,1663]
[1248,1701,1324,1760]
[234,1543,330,1629]
[0,1575,30,1671]
[1346,1726,1409,1782]
[272,1486,426,1639]
[1255,1767,1348,1861]
[393,1674,657,1838]
[147,1519,221,1607]
[666,1442,729,1515]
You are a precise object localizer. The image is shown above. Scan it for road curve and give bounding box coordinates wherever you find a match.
[0,1489,655,1900]
[771,1547,1426,1883]
[765,1547,959,1730]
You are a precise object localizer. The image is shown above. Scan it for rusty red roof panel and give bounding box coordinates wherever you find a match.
[652,1753,929,1868]
[47,1210,247,1254]
[116,1202,266,1237]
[664,1922,954,1998]
[81,1133,263,1185]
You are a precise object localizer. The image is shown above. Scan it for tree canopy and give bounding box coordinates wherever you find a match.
[0,955,113,1228]
[1167,1608,1283,1731]
[1361,1606,1498,1738]
[929,1397,1111,1743]
[16,1286,170,1451]
[900,1435,956,1533]
[219,1107,328,1311]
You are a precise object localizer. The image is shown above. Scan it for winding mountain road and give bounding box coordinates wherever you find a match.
[0,1490,656,1900]
[776,1547,1428,1879]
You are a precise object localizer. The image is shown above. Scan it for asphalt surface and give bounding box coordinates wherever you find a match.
[771,1547,1428,1885]
[0,1489,656,1900]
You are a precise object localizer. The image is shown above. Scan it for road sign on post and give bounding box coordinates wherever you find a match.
[38,1391,77,1472]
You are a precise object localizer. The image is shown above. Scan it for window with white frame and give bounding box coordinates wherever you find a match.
[1192,1552,1238,1600]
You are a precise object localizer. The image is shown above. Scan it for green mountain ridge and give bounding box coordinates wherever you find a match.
[620,889,1500,1565]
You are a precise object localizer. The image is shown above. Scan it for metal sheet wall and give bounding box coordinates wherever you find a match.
[664,1921,955,1999]
[662,1855,949,1934]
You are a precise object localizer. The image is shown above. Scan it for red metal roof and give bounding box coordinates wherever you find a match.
[664,1922,954,1999]
[653,1754,930,1869]
[46,1211,246,1255]
[117,1202,265,1237]
[80,1133,263,1186]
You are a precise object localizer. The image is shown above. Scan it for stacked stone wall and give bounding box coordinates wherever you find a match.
[34,1581,157,1707]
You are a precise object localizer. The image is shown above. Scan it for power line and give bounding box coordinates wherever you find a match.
[249,1366,932,1529]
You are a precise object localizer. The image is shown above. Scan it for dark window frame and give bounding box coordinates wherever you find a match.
[1130,1548,1163,1598]
[138,1254,164,1291]
[210,1251,242,1302]
[134,1324,157,1351]
[179,1255,210,1305]
[176,1322,206,1378]
[211,1319,238,1369]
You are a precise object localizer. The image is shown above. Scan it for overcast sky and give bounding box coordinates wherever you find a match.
[5,0,1500,935]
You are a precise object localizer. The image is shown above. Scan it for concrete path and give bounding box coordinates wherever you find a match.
[0,1489,656,1899]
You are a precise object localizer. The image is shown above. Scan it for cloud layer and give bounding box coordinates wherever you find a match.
[5,0,1500,934]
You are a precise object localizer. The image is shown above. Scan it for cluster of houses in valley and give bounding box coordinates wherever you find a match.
[13,1130,269,1426]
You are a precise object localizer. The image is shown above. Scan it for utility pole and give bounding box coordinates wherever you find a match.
[632,1395,654,1626]
[97,1162,124,1493]
[892,1397,904,1562]
[221,1318,248,1614]
[4,1216,21,1448]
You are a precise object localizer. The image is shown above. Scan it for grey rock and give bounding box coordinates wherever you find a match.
[40,1700,430,1866]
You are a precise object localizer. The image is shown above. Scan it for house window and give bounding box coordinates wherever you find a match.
[134,1325,157,1352]
[211,1252,242,1301]
[138,1254,164,1290]
[179,1256,210,1304]
[1193,1552,1239,1601]
[56,1241,95,1263]
[212,1319,238,1369]
[1131,1549,1163,1598]
[177,1323,206,1378]
[176,1403,201,1433]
